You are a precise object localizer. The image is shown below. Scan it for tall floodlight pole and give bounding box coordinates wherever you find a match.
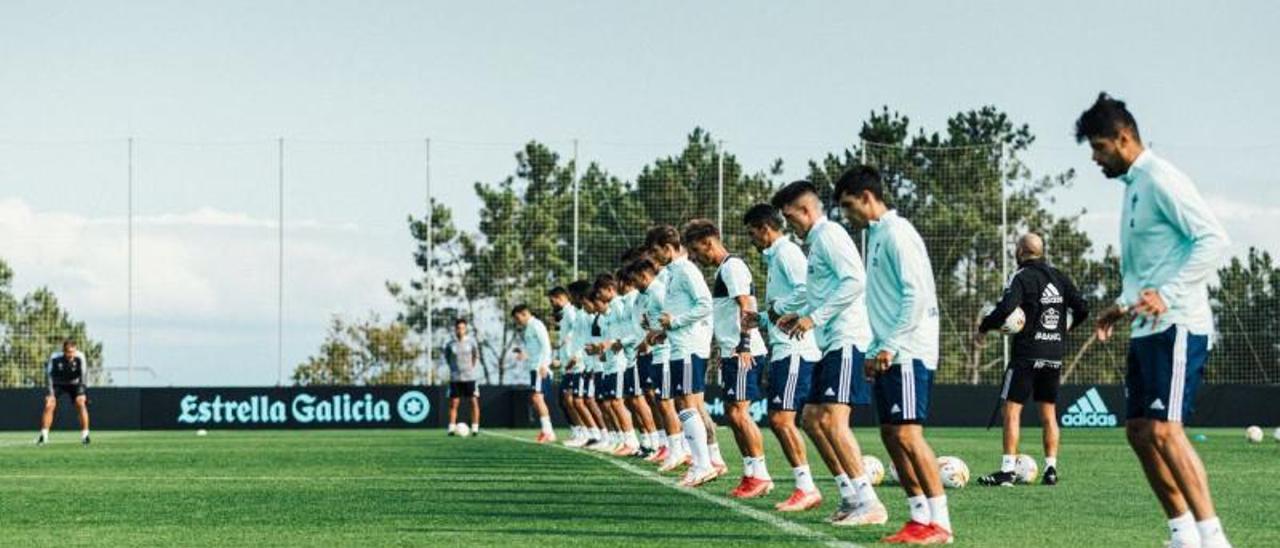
[572,139,579,279]
[277,137,285,386]
[1000,145,1010,367]
[127,137,134,386]
[716,139,725,232]
[425,137,434,385]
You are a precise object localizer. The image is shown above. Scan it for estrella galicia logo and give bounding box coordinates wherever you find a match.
[396,390,431,423]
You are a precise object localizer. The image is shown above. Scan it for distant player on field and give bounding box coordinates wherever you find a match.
[771,181,886,527]
[683,219,774,498]
[444,318,481,437]
[548,286,595,447]
[743,203,824,512]
[1078,93,1231,548]
[512,304,556,444]
[38,339,91,445]
[837,166,953,544]
[976,233,1088,486]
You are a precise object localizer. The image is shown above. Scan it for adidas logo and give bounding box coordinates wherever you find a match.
[727,388,735,396]
[890,404,901,414]
[1061,387,1117,427]
[1150,399,1165,411]
[772,396,782,403]
[1041,283,1064,304]
[824,387,836,397]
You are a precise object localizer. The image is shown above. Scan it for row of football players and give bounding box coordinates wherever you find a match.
[513,167,956,544]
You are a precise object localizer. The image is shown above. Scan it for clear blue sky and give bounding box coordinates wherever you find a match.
[2,1,1278,386]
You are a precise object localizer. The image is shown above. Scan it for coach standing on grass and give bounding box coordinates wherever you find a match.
[38,339,91,446]
[975,233,1088,487]
[1078,92,1231,548]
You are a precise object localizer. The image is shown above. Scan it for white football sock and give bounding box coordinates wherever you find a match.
[793,465,817,493]
[1168,512,1199,544]
[40,428,49,437]
[539,416,553,434]
[640,432,653,449]
[1196,517,1228,545]
[81,429,89,439]
[470,423,479,433]
[708,443,726,466]
[679,409,711,470]
[1044,456,1057,469]
[928,495,951,532]
[657,431,668,448]
[448,423,456,433]
[591,427,602,440]
[853,474,879,503]
[753,456,772,481]
[908,495,930,525]
[742,456,756,478]
[625,430,639,448]
[834,474,857,502]
[1001,454,1016,473]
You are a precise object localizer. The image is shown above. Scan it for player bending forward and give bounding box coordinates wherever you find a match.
[1078,92,1231,548]
[838,166,954,544]
[38,339,92,446]
[771,181,886,527]
[744,204,824,512]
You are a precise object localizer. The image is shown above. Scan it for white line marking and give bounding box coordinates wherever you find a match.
[489,431,861,548]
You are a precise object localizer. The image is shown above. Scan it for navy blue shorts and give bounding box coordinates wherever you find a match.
[657,360,675,400]
[592,372,606,402]
[560,373,577,396]
[447,381,477,399]
[670,355,708,396]
[873,360,934,424]
[1125,325,1208,423]
[529,370,553,394]
[600,372,622,400]
[768,354,815,411]
[638,354,657,390]
[572,372,589,398]
[721,355,765,402]
[809,345,870,405]
[624,366,642,397]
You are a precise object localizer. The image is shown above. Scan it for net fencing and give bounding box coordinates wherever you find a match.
[1,136,1276,387]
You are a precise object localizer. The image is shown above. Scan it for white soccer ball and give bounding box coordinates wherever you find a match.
[1245,426,1263,443]
[196,429,208,437]
[862,455,886,486]
[1015,454,1039,483]
[1002,307,1026,335]
[455,423,472,437]
[937,456,970,489]
[886,461,900,485]
[1273,427,1280,442]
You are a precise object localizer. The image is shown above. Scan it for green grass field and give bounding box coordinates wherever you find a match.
[0,427,1275,546]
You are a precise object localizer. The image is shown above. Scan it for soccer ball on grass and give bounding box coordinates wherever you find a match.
[455,423,472,437]
[1014,454,1039,483]
[937,456,970,489]
[862,455,886,486]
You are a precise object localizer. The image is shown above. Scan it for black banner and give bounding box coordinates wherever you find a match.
[0,383,1274,430]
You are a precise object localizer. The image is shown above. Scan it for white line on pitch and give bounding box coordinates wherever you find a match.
[489,430,862,548]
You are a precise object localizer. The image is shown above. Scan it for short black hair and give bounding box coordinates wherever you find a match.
[619,246,644,265]
[62,339,76,348]
[620,258,658,283]
[742,203,782,230]
[510,304,531,317]
[680,218,720,246]
[833,165,884,202]
[546,286,568,298]
[645,225,681,250]
[1075,92,1140,143]
[454,318,468,326]
[770,180,818,210]
[593,273,617,293]
[566,280,592,300]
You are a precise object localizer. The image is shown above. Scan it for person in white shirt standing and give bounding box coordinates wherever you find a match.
[513,304,556,444]
[645,225,728,487]
[771,181,887,527]
[683,219,774,499]
[1078,92,1231,548]
[836,165,952,545]
[743,203,825,512]
[444,319,481,437]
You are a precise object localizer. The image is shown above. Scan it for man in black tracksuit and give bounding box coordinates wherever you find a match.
[976,234,1087,486]
[39,339,92,446]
